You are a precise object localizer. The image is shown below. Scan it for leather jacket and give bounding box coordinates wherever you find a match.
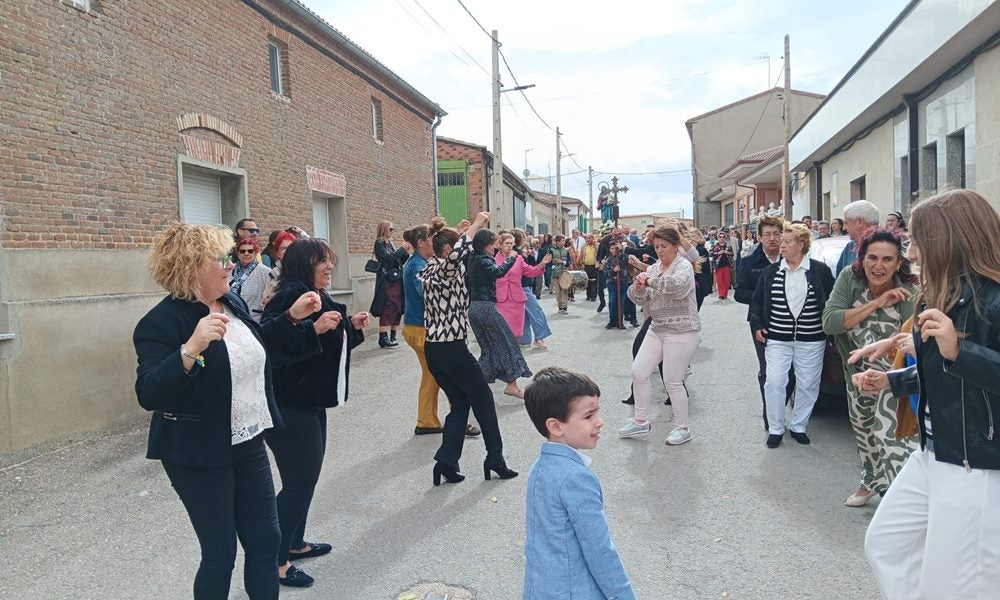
[888,276,1000,470]
[735,244,779,317]
[467,252,516,302]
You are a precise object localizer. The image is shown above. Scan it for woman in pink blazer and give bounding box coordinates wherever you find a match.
[495,232,550,339]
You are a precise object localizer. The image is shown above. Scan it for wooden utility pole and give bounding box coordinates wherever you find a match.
[588,166,593,233]
[782,34,793,221]
[490,29,502,216]
[556,127,562,235]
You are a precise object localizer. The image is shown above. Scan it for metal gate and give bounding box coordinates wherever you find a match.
[437,160,469,227]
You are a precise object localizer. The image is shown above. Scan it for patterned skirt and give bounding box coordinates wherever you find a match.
[469,300,532,383]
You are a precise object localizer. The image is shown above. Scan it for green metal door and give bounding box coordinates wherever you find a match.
[437,160,469,227]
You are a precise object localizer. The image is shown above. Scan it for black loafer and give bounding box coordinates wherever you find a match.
[465,424,482,437]
[288,541,332,559]
[622,397,635,405]
[279,565,314,588]
[766,433,783,448]
[414,426,444,435]
[790,431,811,445]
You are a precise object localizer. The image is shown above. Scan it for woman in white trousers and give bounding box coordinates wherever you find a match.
[853,190,1000,599]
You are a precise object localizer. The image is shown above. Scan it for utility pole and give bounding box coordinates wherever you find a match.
[782,34,793,221]
[490,29,502,219]
[555,126,562,235]
[588,166,593,233]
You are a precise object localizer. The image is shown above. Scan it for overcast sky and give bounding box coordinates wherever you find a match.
[311,0,911,217]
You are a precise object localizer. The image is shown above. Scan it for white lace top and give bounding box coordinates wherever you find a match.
[223,306,273,444]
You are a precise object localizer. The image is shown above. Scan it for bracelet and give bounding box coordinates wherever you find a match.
[180,345,205,368]
[285,310,301,326]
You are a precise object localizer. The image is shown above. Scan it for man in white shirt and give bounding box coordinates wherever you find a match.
[571,229,586,253]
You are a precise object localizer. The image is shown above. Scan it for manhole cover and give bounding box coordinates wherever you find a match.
[396,582,474,600]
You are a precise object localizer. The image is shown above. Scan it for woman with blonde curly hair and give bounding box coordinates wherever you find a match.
[133,223,321,598]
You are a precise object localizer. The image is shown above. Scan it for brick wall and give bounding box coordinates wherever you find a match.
[436,139,486,215]
[0,0,439,255]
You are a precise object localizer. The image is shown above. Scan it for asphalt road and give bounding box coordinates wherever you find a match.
[0,291,882,599]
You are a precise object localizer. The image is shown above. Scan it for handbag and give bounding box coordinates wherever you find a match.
[365,247,381,274]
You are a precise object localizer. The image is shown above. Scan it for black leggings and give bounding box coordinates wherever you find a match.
[426,340,504,470]
[265,406,327,564]
[162,435,280,600]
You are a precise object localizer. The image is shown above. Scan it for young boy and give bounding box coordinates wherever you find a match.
[522,367,636,600]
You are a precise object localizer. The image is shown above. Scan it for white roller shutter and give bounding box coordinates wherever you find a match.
[181,168,223,225]
[312,198,330,240]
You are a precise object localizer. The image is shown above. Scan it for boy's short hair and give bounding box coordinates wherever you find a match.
[524,367,601,438]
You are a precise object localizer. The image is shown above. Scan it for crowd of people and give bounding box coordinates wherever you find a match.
[132,187,1000,599]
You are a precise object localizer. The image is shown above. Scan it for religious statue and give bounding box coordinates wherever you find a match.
[766,202,781,217]
[597,186,614,224]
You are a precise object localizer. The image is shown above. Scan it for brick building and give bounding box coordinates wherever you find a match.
[0,0,443,456]
[436,137,531,232]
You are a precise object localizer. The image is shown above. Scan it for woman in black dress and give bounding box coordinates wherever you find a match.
[370,220,408,348]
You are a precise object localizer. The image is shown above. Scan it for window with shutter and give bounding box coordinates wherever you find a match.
[180,168,223,225]
[312,198,331,241]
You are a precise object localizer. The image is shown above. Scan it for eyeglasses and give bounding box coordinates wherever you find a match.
[238,249,256,255]
[760,232,782,239]
[241,227,260,234]
[218,255,234,268]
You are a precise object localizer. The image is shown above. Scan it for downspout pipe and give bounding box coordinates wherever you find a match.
[432,113,443,215]
[735,178,755,235]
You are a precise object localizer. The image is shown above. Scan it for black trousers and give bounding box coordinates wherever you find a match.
[162,435,280,600]
[426,340,504,470]
[584,265,599,300]
[750,327,795,430]
[265,406,327,565]
[597,270,607,307]
[625,318,663,402]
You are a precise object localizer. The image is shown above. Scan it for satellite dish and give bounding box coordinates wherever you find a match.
[523,169,531,178]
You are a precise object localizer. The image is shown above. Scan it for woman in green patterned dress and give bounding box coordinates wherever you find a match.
[823,229,920,507]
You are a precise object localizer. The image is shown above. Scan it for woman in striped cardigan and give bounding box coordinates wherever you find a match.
[750,223,835,448]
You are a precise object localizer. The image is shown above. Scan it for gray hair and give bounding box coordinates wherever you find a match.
[843,200,880,226]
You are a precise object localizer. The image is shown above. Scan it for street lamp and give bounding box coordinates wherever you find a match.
[524,148,532,178]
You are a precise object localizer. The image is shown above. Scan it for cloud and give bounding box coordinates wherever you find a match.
[306,0,912,215]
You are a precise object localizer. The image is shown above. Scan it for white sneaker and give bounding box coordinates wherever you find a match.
[618,418,651,438]
[665,427,691,445]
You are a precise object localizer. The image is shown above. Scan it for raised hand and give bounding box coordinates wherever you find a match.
[876,287,911,309]
[917,308,959,361]
[313,311,342,334]
[289,291,322,319]
[852,369,890,393]
[186,312,231,355]
[351,311,370,330]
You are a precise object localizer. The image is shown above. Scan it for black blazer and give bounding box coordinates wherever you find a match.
[133,292,310,467]
[748,259,835,335]
[466,252,516,302]
[263,280,364,408]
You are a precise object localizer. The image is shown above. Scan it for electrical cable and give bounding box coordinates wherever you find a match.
[409,0,491,77]
[455,0,493,39]
[391,0,481,75]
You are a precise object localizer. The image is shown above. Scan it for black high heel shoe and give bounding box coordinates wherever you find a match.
[484,462,519,481]
[433,462,465,486]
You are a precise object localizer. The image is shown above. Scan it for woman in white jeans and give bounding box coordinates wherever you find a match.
[853,189,1000,600]
[618,227,701,445]
[749,224,835,448]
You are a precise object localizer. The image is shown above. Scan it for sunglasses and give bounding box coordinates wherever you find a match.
[218,255,234,268]
[238,249,256,255]
[242,227,260,234]
[389,227,395,232]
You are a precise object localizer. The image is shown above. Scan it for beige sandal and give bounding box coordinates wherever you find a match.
[844,486,877,507]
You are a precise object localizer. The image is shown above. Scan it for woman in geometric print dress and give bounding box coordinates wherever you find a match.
[822,228,919,507]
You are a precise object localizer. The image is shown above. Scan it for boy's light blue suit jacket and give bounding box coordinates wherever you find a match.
[523,442,636,600]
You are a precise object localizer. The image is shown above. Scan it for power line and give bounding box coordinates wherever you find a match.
[455,0,493,39]
[391,0,483,75]
[733,65,785,164]
[498,48,556,133]
[410,0,491,77]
